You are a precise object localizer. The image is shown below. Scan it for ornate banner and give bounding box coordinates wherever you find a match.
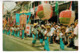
[20,14,27,25]
[16,12,31,25]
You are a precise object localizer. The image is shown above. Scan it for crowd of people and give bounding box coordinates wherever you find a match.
[3,19,78,51]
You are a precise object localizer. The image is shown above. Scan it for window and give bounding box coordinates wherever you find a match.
[32,1,41,8]
[35,2,38,7]
[32,3,34,8]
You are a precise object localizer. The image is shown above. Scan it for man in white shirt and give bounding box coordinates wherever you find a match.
[73,22,78,50]
[50,25,56,44]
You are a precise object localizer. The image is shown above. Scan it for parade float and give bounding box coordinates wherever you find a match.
[59,10,75,25]
[36,3,53,20]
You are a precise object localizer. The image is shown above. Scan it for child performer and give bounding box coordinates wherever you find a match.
[17,25,20,37]
[24,28,27,38]
[3,26,5,34]
[5,26,7,34]
[44,25,50,51]
[39,25,45,46]
[11,26,14,36]
[59,28,65,50]
[20,27,22,39]
[21,25,25,39]
[32,23,38,47]
[14,25,17,37]
[7,25,10,36]
[10,26,12,36]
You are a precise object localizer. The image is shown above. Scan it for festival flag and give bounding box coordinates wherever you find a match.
[55,1,59,15]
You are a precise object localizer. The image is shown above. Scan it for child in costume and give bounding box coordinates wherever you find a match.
[56,27,60,44]
[32,23,38,47]
[7,25,10,36]
[17,25,20,37]
[14,25,17,37]
[3,26,5,34]
[5,27,7,34]
[50,24,56,44]
[21,26,25,39]
[38,25,45,46]
[73,21,78,50]
[24,28,27,38]
[59,28,65,50]
[10,26,12,36]
[20,27,22,39]
[44,25,50,51]
[11,26,14,36]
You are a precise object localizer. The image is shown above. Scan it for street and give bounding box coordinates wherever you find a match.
[3,34,77,51]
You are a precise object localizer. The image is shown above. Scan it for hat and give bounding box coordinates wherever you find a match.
[17,25,20,27]
[62,26,65,29]
[75,20,78,23]
[46,25,50,29]
[41,25,45,28]
[57,26,60,29]
[61,27,66,31]
[33,23,38,26]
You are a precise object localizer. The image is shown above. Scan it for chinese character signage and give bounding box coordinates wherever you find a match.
[26,25,30,35]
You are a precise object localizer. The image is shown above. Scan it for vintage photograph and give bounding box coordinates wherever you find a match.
[3,1,78,51]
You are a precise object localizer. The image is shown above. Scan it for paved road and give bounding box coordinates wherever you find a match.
[3,34,77,51]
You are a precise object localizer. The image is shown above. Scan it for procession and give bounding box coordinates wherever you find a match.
[3,1,78,51]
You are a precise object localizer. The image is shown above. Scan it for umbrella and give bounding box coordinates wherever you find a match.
[36,3,53,20]
[59,10,75,25]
